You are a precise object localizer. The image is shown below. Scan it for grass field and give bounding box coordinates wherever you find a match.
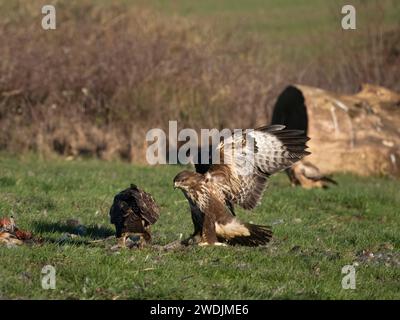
[136,0,400,60]
[0,154,399,299]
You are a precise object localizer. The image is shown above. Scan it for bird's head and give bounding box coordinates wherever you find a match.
[173,170,200,191]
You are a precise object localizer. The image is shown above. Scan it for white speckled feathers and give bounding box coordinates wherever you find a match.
[210,125,310,209]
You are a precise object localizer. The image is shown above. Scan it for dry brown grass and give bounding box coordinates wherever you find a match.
[309,0,400,94]
[0,0,398,162]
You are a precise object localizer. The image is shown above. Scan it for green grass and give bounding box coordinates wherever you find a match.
[0,154,399,299]
[134,0,400,61]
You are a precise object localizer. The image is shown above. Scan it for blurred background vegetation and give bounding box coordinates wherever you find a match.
[0,0,399,162]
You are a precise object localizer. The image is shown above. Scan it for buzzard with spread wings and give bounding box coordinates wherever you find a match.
[173,125,310,246]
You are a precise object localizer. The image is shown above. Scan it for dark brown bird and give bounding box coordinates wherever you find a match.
[286,160,337,189]
[174,125,310,247]
[109,184,160,245]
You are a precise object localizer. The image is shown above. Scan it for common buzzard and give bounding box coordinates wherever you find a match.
[109,184,160,246]
[286,160,337,189]
[173,125,310,246]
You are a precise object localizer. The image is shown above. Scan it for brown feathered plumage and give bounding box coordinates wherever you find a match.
[286,160,337,189]
[109,184,160,243]
[174,125,310,246]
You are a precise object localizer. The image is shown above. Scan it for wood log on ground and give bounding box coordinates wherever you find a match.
[271,84,400,178]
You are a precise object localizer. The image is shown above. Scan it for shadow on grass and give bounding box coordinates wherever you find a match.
[32,221,114,245]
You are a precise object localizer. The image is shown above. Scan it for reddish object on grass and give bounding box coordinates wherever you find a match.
[15,229,32,240]
[0,217,12,228]
[0,217,33,243]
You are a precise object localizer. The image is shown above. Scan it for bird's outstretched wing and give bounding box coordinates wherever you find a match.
[208,125,310,210]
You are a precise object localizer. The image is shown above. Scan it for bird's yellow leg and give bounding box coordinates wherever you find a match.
[181,233,202,246]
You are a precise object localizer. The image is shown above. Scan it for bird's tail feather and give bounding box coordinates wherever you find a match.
[224,223,272,246]
[320,176,338,185]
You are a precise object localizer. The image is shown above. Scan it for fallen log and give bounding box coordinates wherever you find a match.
[272,84,400,178]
